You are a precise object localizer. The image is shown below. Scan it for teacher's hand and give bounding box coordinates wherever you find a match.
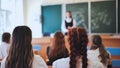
[68,26,72,30]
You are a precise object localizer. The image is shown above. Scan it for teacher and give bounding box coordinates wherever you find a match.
[61,11,76,35]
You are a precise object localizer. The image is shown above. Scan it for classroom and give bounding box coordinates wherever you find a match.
[0,0,120,68]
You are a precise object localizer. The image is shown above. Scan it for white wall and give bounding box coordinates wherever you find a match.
[40,0,113,5]
[0,0,24,34]
[41,0,88,5]
[24,0,42,38]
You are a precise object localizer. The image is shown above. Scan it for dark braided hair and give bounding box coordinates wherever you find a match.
[68,27,88,68]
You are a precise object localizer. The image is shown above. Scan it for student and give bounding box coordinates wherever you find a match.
[61,11,76,35]
[47,32,69,65]
[87,35,112,68]
[1,26,47,68]
[53,27,104,68]
[0,32,11,61]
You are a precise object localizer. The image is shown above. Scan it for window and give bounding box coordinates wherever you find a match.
[0,0,23,44]
[0,11,6,44]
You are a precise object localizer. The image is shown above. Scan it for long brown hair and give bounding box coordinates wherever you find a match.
[49,32,67,57]
[5,26,34,68]
[68,27,88,68]
[90,35,110,65]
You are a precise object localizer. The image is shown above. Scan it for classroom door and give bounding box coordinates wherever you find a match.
[42,5,62,34]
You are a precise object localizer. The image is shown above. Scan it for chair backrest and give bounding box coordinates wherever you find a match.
[32,45,41,51]
[43,32,50,37]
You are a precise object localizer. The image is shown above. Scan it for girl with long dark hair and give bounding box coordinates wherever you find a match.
[87,35,112,68]
[53,27,104,68]
[1,26,47,68]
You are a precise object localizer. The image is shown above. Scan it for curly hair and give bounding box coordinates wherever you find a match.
[68,27,88,68]
[90,35,110,65]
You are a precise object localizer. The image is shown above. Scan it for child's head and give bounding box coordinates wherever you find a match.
[92,35,102,45]
[50,32,66,57]
[53,31,65,46]
[66,11,72,18]
[2,32,11,43]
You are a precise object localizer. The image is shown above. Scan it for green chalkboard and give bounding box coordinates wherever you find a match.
[42,5,61,34]
[66,3,88,32]
[91,1,116,33]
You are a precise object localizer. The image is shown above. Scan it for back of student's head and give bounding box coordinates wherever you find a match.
[2,32,11,43]
[53,31,65,45]
[92,35,102,46]
[49,32,66,57]
[5,26,34,68]
[91,35,109,65]
[68,27,88,68]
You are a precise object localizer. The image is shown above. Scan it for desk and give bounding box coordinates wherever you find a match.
[32,37,51,46]
[32,35,120,47]
[32,35,120,61]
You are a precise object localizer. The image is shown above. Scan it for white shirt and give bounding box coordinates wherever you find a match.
[87,48,111,68]
[61,18,76,34]
[52,57,104,68]
[1,55,48,68]
[87,48,101,62]
[0,42,10,60]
